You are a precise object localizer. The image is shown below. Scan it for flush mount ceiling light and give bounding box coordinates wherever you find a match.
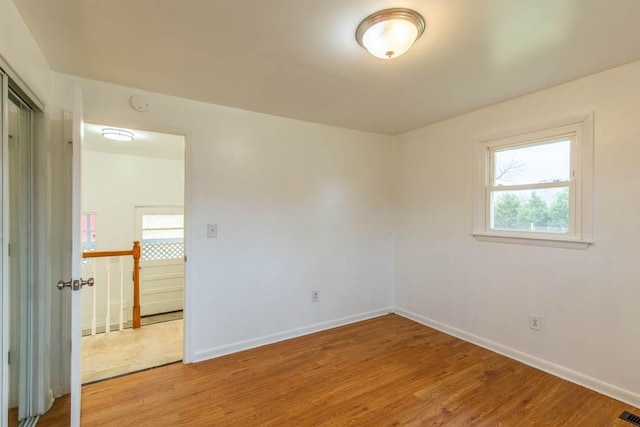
[101,128,134,141]
[356,8,425,59]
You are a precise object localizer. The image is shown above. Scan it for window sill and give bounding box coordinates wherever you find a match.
[472,233,592,250]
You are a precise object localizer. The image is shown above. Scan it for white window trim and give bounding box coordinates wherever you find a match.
[472,112,594,250]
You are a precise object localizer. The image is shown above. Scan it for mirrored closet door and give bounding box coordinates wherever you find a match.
[4,72,35,427]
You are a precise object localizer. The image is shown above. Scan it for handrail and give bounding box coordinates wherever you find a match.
[82,241,141,329]
[83,249,134,258]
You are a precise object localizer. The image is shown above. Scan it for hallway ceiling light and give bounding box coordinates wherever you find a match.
[356,8,425,59]
[102,128,134,141]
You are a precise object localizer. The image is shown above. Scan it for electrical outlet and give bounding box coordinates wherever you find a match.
[207,224,218,238]
[311,291,319,303]
[529,315,542,331]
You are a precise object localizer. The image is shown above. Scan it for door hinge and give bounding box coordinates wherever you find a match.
[184,255,187,262]
[7,351,10,365]
[7,243,10,257]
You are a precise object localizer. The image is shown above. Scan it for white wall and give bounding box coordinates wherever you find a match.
[82,150,184,251]
[80,150,184,328]
[53,72,395,362]
[393,60,640,407]
[0,0,52,104]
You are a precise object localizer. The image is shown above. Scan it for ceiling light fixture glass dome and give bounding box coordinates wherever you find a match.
[101,128,134,141]
[356,8,425,59]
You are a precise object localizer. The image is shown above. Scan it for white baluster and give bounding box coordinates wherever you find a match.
[119,257,124,331]
[105,257,111,334]
[91,259,97,336]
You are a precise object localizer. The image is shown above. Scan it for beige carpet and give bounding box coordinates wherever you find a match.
[81,319,183,384]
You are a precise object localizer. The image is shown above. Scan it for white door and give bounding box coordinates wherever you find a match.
[55,85,88,426]
[70,84,84,427]
[135,206,184,316]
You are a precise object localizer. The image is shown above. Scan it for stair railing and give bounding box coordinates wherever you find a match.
[82,241,141,335]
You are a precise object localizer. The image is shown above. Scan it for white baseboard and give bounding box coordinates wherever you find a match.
[394,307,640,409]
[141,299,183,317]
[192,307,393,363]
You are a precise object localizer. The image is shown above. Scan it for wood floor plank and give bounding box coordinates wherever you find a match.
[38,314,638,426]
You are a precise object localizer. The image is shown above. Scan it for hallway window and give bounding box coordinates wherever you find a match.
[81,213,96,251]
[141,214,184,260]
[81,213,96,264]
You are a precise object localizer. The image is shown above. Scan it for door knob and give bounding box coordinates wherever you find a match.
[56,277,94,291]
[56,279,72,290]
[80,278,95,288]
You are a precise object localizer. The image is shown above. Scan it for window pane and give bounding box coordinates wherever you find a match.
[80,213,96,243]
[493,139,570,186]
[141,213,184,260]
[81,213,96,262]
[81,213,96,250]
[490,187,569,233]
[142,214,183,230]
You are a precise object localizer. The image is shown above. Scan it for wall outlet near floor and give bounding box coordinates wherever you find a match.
[311,290,320,303]
[529,315,542,331]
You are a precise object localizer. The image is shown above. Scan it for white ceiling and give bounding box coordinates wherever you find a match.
[13,0,640,135]
[84,123,184,160]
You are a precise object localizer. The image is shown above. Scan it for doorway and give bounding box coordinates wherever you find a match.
[79,123,185,384]
[135,206,184,318]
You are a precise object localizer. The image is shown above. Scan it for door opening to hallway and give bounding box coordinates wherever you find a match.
[79,123,186,384]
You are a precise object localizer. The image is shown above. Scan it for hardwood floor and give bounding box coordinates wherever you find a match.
[38,314,638,426]
[8,408,18,427]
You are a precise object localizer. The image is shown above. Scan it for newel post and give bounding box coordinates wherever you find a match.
[132,241,141,329]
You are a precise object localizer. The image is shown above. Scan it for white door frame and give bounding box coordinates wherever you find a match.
[1,64,10,427]
[69,85,84,427]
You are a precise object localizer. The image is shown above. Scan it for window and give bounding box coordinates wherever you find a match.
[141,213,184,261]
[81,213,97,264]
[81,213,96,251]
[473,113,594,249]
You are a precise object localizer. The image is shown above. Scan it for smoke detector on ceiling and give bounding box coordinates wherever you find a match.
[130,94,151,112]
